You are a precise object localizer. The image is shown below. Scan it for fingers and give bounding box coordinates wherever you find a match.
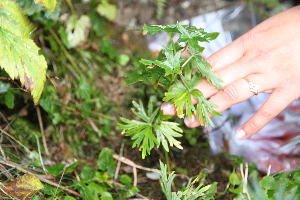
[236,89,297,140]
[194,55,257,101]
[185,76,260,128]
[205,32,250,71]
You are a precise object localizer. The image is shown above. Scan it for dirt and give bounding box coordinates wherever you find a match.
[116,0,239,28]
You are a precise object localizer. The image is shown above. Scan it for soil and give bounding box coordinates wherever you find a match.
[116,0,239,28]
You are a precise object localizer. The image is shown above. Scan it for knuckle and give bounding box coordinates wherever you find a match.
[205,56,218,69]
[221,85,239,102]
[260,107,276,119]
[239,30,254,51]
[248,121,259,132]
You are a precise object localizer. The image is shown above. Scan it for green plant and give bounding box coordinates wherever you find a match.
[0,0,57,103]
[223,156,300,200]
[118,23,222,158]
[159,161,217,200]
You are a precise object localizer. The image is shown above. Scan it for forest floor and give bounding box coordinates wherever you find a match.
[111,1,241,199]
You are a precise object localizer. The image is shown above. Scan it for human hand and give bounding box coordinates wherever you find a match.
[161,5,300,140]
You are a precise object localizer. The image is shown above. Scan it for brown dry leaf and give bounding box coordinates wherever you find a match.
[0,174,44,200]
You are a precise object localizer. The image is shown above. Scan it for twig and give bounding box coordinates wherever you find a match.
[0,128,30,154]
[267,165,271,176]
[114,143,124,180]
[36,106,49,155]
[113,154,159,173]
[0,159,82,198]
[87,118,99,132]
[0,164,13,179]
[133,165,137,187]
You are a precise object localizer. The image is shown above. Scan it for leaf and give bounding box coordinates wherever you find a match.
[47,163,66,176]
[101,37,117,59]
[163,81,196,119]
[90,11,105,36]
[259,176,275,190]
[66,15,91,48]
[119,174,132,187]
[0,1,47,103]
[193,55,223,89]
[0,1,34,37]
[0,30,47,104]
[142,24,184,35]
[5,90,15,109]
[155,121,183,151]
[140,44,182,76]
[64,196,77,200]
[34,0,57,12]
[80,165,96,181]
[101,192,113,200]
[117,101,182,158]
[229,172,241,186]
[0,174,44,200]
[79,76,93,100]
[163,76,221,127]
[97,147,116,177]
[96,2,117,21]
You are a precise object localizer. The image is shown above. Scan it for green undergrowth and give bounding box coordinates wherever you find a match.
[0,0,299,199]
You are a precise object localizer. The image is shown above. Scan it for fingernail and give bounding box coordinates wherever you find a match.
[160,102,176,115]
[235,129,246,140]
[184,115,194,125]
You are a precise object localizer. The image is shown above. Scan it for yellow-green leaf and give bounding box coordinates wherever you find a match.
[0,174,43,200]
[0,0,34,37]
[34,0,57,12]
[0,1,47,103]
[66,15,91,48]
[96,2,117,21]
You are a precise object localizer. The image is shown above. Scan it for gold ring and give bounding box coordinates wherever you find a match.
[244,78,258,95]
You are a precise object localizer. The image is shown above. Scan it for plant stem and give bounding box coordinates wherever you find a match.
[48,28,81,80]
[164,149,171,174]
[66,0,76,15]
[35,135,47,173]
[181,55,194,68]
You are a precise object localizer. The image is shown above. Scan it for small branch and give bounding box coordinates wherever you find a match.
[113,154,159,173]
[0,164,13,179]
[114,143,124,180]
[0,128,31,154]
[36,106,49,156]
[133,166,137,187]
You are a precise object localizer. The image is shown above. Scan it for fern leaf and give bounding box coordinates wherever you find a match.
[0,0,47,103]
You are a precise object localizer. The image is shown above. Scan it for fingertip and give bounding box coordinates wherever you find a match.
[160,102,176,115]
[184,115,200,128]
[235,128,247,140]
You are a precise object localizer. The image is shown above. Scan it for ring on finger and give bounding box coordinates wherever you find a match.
[244,78,259,95]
